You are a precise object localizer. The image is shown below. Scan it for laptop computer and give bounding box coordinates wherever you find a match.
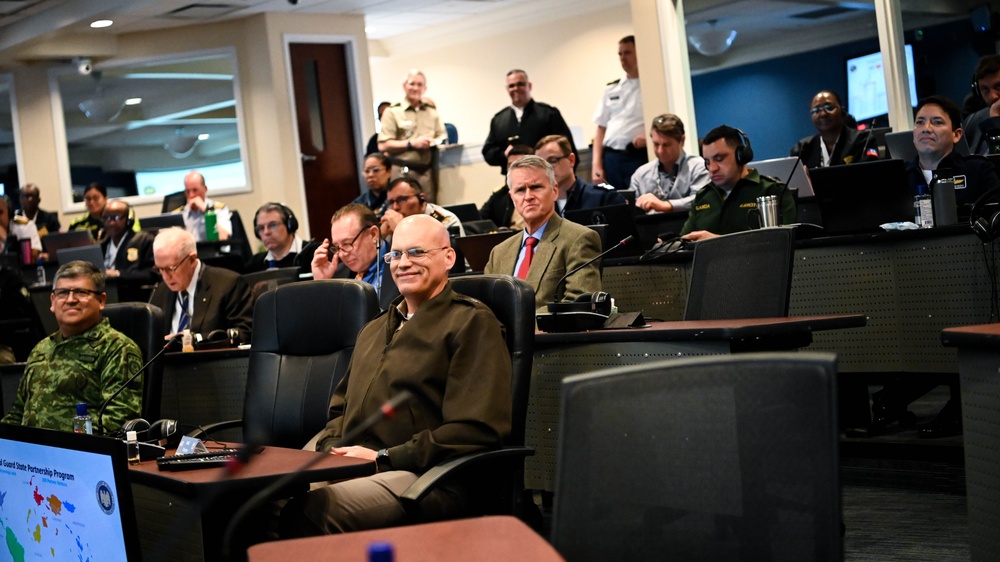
[885,130,971,161]
[57,244,105,273]
[564,204,646,259]
[138,213,185,232]
[806,158,914,235]
[42,230,95,255]
[453,230,518,272]
[0,424,143,561]
[749,156,814,197]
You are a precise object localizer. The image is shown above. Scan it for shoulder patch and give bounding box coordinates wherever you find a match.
[12,216,28,225]
[212,201,226,209]
[595,182,615,191]
[606,78,621,86]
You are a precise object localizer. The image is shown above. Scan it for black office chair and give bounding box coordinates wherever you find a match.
[684,227,795,320]
[161,190,187,214]
[198,280,380,448]
[551,353,841,562]
[400,275,536,521]
[241,267,302,304]
[103,303,167,420]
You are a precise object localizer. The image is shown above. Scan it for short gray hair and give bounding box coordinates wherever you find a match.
[153,226,196,260]
[506,155,556,189]
[53,260,105,293]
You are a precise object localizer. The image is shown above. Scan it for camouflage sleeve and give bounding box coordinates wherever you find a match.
[99,335,144,433]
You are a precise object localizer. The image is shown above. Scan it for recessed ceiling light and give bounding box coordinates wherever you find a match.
[124,97,142,106]
[197,133,210,140]
[90,20,113,29]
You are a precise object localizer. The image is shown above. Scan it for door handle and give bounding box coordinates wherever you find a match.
[301,154,318,162]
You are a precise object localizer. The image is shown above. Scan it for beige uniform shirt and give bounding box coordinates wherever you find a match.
[379,100,446,167]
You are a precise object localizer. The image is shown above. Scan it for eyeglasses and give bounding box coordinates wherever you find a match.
[255,221,283,234]
[52,288,102,301]
[387,194,417,206]
[810,103,839,116]
[544,155,569,165]
[102,214,127,222]
[152,254,193,276]
[383,247,448,263]
[363,166,384,174]
[331,227,370,254]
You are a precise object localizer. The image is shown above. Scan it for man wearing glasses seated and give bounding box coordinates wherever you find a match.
[535,134,625,215]
[280,214,511,535]
[245,202,311,273]
[378,178,464,239]
[310,204,399,311]
[149,227,253,343]
[789,90,875,168]
[2,261,143,432]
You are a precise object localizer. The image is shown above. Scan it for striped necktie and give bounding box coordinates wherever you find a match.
[177,291,191,332]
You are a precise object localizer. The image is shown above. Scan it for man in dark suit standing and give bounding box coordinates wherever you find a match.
[102,200,156,302]
[482,69,576,175]
[484,155,602,310]
[149,227,252,342]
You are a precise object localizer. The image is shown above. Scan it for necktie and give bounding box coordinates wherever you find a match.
[177,291,191,332]
[516,237,538,280]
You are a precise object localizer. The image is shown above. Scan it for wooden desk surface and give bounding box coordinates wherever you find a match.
[941,323,1000,350]
[535,314,867,344]
[129,445,374,496]
[247,516,564,562]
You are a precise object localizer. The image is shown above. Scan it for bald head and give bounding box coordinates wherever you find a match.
[184,170,208,202]
[389,215,455,312]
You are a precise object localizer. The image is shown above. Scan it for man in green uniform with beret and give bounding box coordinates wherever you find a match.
[2,261,143,433]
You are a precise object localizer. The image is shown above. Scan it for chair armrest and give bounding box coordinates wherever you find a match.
[187,418,243,439]
[400,446,533,504]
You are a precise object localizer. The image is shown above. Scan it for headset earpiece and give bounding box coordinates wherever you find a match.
[734,128,754,166]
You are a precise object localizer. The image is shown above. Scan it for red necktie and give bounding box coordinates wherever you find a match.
[516,237,538,280]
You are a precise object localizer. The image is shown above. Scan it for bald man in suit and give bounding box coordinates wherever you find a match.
[485,155,602,310]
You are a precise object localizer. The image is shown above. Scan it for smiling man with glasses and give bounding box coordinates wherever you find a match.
[149,227,252,342]
[310,204,399,310]
[2,260,143,432]
[535,134,625,216]
[280,214,511,536]
[789,90,875,168]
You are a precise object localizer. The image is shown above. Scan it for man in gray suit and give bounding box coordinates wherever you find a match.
[485,155,602,310]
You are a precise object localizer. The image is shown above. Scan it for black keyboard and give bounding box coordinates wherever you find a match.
[156,448,238,471]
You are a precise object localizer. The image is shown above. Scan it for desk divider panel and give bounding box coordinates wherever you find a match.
[159,353,249,442]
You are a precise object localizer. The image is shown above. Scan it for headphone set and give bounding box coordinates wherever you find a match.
[703,128,754,169]
[253,203,299,240]
[120,418,180,448]
[970,189,1000,242]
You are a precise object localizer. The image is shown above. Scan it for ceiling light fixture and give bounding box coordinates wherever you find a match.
[125,97,142,106]
[688,20,737,57]
[90,20,113,29]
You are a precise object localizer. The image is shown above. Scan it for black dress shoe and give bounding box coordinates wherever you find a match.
[919,400,962,438]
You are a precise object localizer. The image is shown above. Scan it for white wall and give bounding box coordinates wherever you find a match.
[369,6,634,207]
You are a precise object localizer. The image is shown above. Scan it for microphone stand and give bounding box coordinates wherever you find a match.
[554,234,634,295]
[96,333,181,436]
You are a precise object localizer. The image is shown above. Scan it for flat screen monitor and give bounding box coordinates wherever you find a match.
[0,423,143,561]
[564,204,646,259]
[806,158,913,235]
[846,44,918,122]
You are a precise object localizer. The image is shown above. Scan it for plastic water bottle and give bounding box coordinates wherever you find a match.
[36,258,46,285]
[73,403,93,435]
[205,207,219,241]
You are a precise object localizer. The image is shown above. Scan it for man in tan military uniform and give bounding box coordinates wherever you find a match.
[2,261,143,433]
[378,70,447,201]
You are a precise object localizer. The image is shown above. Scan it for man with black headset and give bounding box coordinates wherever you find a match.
[246,202,311,273]
[681,125,796,241]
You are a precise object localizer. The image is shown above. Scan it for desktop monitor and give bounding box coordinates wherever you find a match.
[564,204,646,259]
[807,158,914,235]
[846,45,918,123]
[0,423,143,561]
[138,213,185,232]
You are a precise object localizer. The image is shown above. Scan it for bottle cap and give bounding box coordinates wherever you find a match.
[127,431,138,441]
[367,542,394,562]
[76,402,88,416]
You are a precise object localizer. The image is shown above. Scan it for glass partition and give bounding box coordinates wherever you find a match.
[0,74,17,199]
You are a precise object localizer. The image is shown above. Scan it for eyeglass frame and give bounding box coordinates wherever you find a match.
[810,103,839,116]
[254,221,285,234]
[152,254,194,276]
[331,226,375,254]
[383,247,449,263]
[51,287,103,301]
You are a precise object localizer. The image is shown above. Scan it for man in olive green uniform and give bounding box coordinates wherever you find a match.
[681,125,796,240]
[2,261,143,433]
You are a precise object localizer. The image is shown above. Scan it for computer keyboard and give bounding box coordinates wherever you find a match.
[156,448,238,471]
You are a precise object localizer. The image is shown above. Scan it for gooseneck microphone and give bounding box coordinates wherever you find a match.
[219,390,414,561]
[97,332,181,436]
[554,235,634,293]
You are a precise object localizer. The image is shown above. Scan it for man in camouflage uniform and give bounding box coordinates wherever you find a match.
[2,261,143,433]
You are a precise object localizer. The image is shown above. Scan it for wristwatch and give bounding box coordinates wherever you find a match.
[376,448,392,472]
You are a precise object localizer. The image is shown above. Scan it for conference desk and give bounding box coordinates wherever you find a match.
[940,324,1000,562]
[247,515,564,562]
[525,314,867,491]
[160,348,251,441]
[129,444,374,562]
